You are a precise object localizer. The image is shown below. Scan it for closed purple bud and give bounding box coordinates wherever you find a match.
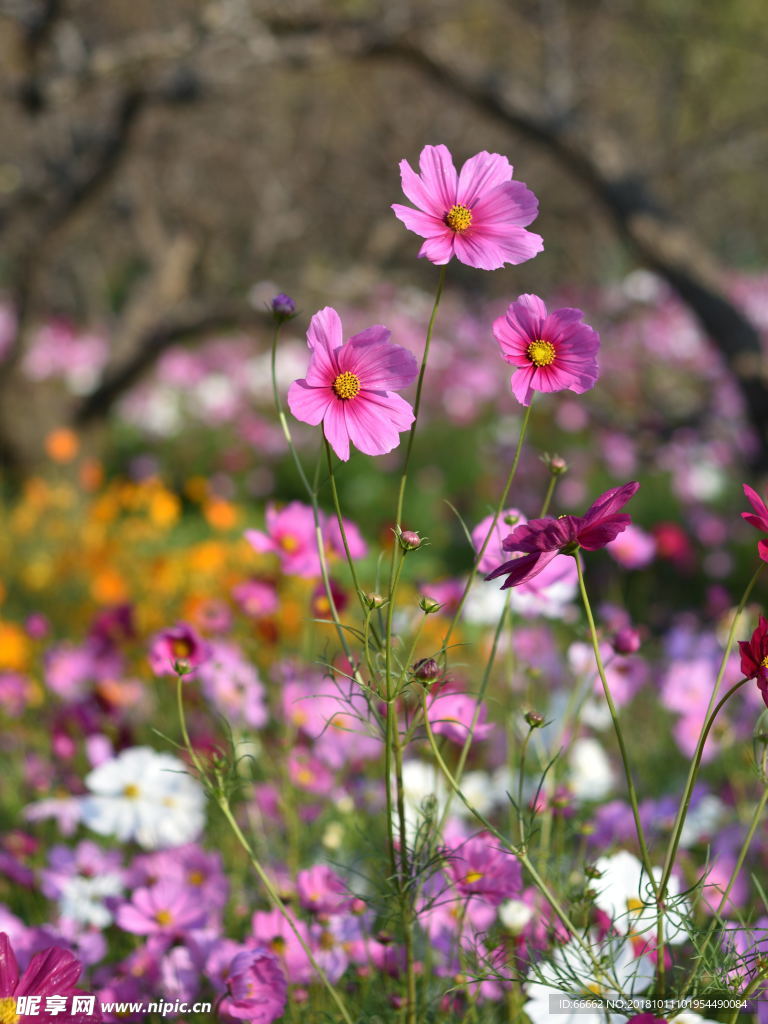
[271,293,296,320]
[399,530,422,551]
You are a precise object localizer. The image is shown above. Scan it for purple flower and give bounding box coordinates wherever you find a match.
[287,307,418,462]
[446,833,522,905]
[115,880,207,937]
[486,482,640,589]
[223,948,287,1023]
[392,144,543,270]
[296,865,352,916]
[493,294,600,407]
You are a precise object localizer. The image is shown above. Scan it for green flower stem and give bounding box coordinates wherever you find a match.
[435,597,510,834]
[660,562,764,891]
[441,399,534,656]
[574,553,657,893]
[539,471,559,517]
[681,785,768,1000]
[517,725,535,847]
[393,264,447,532]
[421,690,619,986]
[175,675,355,1024]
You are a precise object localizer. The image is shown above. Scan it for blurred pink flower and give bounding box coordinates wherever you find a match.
[222,948,287,1023]
[147,623,210,678]
[606,523,656,569]
[391,144,542,270]
[427,690,494,745]
[246,501,367,579]
[287,307,418,462]
[486,482,639,589]
[116,881,207,937]
[494,294,600,407]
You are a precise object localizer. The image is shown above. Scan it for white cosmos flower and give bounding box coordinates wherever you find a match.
[524,933,653,1024]
[80,746,206,850]
[568,737,615,800]
[58,873,124,927]
[593,850,689,945]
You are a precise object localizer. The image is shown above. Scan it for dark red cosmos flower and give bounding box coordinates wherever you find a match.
[485,482,640,590]
[742,484,768,563]
[0,932,100,1022]
[739,615,768,708]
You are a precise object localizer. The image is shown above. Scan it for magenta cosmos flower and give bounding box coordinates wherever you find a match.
[742,483,768,562]
[494,294,600,406]
[147,622,210,678]
[739,616,768,708]
[287,307,418,462]
[486,482,640,589]
[0,933,100,1022]
[391,144,543,270]
[222,948,287,1023]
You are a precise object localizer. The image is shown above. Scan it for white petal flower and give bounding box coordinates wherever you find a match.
[80,746,206,850]
[593,850,689,945]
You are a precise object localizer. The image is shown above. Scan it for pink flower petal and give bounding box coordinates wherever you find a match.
[287,379,334,425]
[307,307,343,353]
[456,151,513,207]
[341,341,418,392]
[417,144,459,213]
[322,403,350,462]
[470,180,539,227]
[417,231,456,265]
[397,159,445,217]
[391,203,445,239]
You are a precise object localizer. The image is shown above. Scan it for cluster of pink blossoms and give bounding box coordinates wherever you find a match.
[287,144,602,461]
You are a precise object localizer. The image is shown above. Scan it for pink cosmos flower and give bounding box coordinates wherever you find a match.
[494,294,600,406]
[147,623,210,678]
[287,307,418,462]
[486,482,640,589]
[115,881,207,937]
[296,865,352,916]
[222,948,287,1024]
[391,144,543,270]
[739,616,768,707]
[446,833,522,905]
[742,483,768,562]
[0,932,100,1022]
[245,500,367,578]
[427,690,494,745]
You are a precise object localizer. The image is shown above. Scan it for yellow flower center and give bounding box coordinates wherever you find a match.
[123,783,140,799]
[0,998,19,1024]
[280,534,300,552]
[465,871,484,884]
[270,936,287,955]
[171,639,192,659]
[154,909,173,926]
[761,655,768,668]
[626,897,644,913]
[445,204,473,232]
[527,339,556,367]
[332,371,361,400]
[188,870,205,886]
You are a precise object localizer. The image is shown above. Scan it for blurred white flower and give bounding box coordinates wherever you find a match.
[80,746,206,850]
[593,850,689,945]
[568,737,615,800]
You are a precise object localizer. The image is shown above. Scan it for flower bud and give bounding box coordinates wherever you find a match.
[418,595,441,614]
[412,658,440,684]
[542,452,568,475]
[271,293,296,322]
[399,529,423,551]
[173,658,191,677]
[612,626,641,655]
[362,591,386,610]
[503,511,521,526]
[524,710,545,728]
[584,862,602,880]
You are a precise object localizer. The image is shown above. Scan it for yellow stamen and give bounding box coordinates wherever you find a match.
[188,870,205,885]
[626,897,644,912]
[445,204,473,232]
[154,909,173,926]
[280,534,300,552]
[465,871,484,884]
[123,783,140,799]
[527,339,556,367]
[761,655,768,668]
[171,639,192,659]
[270,936,286,955]
[332,371,361,400]
[0,998,19,1024]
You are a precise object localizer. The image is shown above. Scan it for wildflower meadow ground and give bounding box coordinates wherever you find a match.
[2,144,768,1024]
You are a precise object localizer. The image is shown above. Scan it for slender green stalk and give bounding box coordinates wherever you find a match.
[441,400,534,654]
[575,554,657,892]
[435,598,509,833]
[681,785,768,999]
[393,264,447,531]
[538,472,559,517]
[175,675,355,1024]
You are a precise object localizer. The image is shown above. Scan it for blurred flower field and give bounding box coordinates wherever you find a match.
[1,144,768,1024]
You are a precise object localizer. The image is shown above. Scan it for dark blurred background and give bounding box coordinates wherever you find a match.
[0,0,766,475]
